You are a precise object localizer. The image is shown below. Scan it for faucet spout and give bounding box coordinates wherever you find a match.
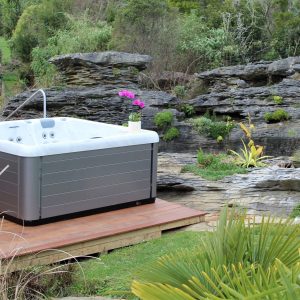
[4,89,47,121]
[39,89,47,119]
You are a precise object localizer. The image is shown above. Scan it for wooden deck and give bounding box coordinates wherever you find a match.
[0,199,206,272]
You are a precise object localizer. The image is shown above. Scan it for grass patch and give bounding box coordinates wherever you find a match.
[182,150,247,180]
[61,231,204,299]
[0,37,11,64]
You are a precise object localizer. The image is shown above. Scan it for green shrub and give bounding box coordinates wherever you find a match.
[273,95,283,105]
[31,16,112,86]
[154,110,180,142]
[179,104,195,117]
[11,1,71,62]
[154,111,174,129]
[264,109,290,123]
[163,127,180,142]
[178,13,230,69]
[31,46,58,87]
[0,37,11,64]
[192,116,235,140]
[47,17,112,55]
[0,0,35,37]
[169,0,200,13]
[173,85,186,98]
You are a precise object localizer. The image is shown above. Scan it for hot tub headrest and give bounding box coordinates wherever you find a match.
[40,118,55,128]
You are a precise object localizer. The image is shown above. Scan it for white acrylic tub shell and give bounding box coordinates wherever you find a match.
[0,117,159,157]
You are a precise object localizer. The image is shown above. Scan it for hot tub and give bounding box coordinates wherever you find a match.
[0,117,159,225]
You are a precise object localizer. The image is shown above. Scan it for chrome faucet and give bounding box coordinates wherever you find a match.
[4,89,47,121]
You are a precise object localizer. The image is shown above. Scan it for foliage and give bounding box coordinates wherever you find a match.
[112,0,182,77]
[154,110,180,142]
[272,7,300,58]
[168,0,200,13]
[0,0,37,37]
[47,16,112,55]
[273,95,284,105]
[0,236,77,299]
[196,148,217,167]
[154,111,174,129]
[231,115,270,168]
[112,0,170,51]
[2,0,300,90]
[173,85,186,98]
[178,13,229,69]
[11,0,72,62]
[31,16,112,86]
[230,139,271,168]
[54,231,203,299]
[192,115,235,141]
[0,37,11,64]
[182,150,247,181]
[163,127,180,142]
[179,104,195,117]
[264,109,290,123]
[290,203,300,218]
[132,207,300,299]
[31,46,58,87]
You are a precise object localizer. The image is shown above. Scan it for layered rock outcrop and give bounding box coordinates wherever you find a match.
[161,58,300,155]
[49,51,152,86]
[3,52,179,129]
[157,153,300,216]
[2,52,300,156]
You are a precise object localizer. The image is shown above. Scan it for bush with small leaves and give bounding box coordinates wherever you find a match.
[264,109,290,123]
[273,95,283,105]
[154,111,174,129]
[163,127,180,142]
[179,104,195,117]
[192,116,234,140]
[173,85,187,98]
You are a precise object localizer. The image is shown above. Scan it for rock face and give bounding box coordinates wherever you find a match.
[157,153,300,216]
[163,57,300,155]
[2,53,300,156]
[49,52,152,86]
[3,52,179,129]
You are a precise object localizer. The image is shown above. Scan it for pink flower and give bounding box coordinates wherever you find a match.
[132,99,145,109]
[132,99,141,106]
[118,90,135,99]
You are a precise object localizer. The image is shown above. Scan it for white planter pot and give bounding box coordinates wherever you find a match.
[128,121,141,131]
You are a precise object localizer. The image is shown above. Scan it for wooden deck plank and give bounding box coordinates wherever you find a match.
[0,199,206,271]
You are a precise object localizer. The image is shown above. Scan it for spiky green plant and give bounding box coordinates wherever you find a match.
[132,208,300,299]
[230,139,272,168]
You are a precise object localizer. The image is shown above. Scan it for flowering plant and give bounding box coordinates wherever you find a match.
[118,90,145,122]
